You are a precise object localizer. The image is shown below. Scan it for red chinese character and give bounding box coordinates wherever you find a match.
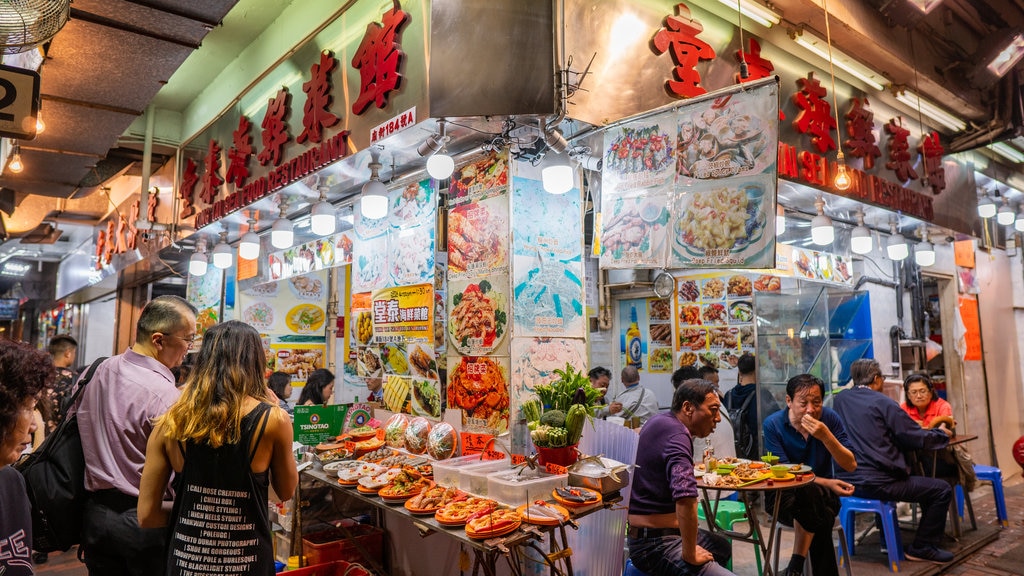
[885,118,918,183]
[126,200,140,250]
[226,116,253,188]
[351,3,410,115]
[94,230,106,270]
[844,98,881,170]
[147,193,158,224]
[102,220,116,265]
[792,73,836,154]
[298,51,340,144]
[652,3,716,98]
[918,131,946,195]
[179,158,199,218]
[199,139,223,205]
[258,89,292,167]
[735,38,773,83]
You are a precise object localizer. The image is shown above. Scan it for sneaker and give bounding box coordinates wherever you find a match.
[904,544,954,564]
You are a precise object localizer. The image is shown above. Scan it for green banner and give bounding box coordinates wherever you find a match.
[293,404,349,446]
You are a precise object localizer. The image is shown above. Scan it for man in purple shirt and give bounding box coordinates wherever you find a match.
[77,295,197,576]
[627,379,736,576]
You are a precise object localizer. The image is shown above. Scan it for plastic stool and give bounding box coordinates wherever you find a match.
[698,500,762,574]
[623,558,648,576]
[771,521,852,576]
[974,464,1009,527]
[838,497,903,572]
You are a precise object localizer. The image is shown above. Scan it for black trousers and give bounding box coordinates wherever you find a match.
[82,489,167,576]
[772,483,841,576]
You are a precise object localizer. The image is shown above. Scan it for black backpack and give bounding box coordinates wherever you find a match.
[726,391,756,460]
[15,357,107,553]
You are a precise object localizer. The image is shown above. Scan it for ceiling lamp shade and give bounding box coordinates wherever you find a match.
[997,200,1016,226]
[189,239,208,277]
[542,153,575,195]
[271,200,293,249]
[1015,207,1024,232]
[977,191,997,218]
[850,210,873,255]
[915,232,935,267]
[886,219,909,261]
[211,231,233,269]
[310,186,336,236]
[776,204,786,235]
[360,149,389,219]
[239,217,261,260]
[810,196,834,245]
[419,119,455,180]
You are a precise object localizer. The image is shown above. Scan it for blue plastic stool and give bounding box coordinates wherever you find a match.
[838,497,903,572]
[974,464,1009,527]
[697,499,763,574]
[623,558,648,576]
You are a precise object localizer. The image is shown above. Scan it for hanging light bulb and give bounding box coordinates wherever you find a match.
[820,0,852,193]
[35,110,45,135]
[542,153,575,194]
[915,230,935,267]
[420,119,455,180]
[977,190,996,218]
[7,144,23,174]
[189,239,208,277]
[310,185,336,236]
[886,218,909,261]
[810,195,834,245]
[834,152,852,190]
[239,216,261,260]
[850,209,873,255]
[211,230,233,269]
[776,204,787,235]
[360,149,389,219]
[271,199,293,249]
[997,198,1015,226]
[1015,206,1024,232]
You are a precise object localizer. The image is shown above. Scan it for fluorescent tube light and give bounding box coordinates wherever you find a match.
[990,142,1024,164]
[793,31,887,91]
[908,0,943,14]
[988,33,1024,78]
[714,0,781,28]
[895,90,967,132]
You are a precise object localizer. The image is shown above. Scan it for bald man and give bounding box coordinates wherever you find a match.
[602,366,661,425]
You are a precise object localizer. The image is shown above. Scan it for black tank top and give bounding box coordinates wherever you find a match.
[167,403,275,576]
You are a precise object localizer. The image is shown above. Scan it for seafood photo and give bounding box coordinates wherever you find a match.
[448,199,507,276]
[449,280,507,354]
[447,356,509,433]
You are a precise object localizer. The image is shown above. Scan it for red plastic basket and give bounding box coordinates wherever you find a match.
[280,560,349,576]
[302,525,384,567]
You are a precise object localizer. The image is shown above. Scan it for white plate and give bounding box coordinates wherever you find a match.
[694,468,705,477]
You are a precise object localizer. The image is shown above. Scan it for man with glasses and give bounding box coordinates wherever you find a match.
[77,295,197,576]
[833,359,953,565]
[762,374,857,576]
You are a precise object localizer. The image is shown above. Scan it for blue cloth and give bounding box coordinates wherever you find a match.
[761,406,851,478]
[628,530,736,576]
[628,411,697,516]
[832,386,949,485]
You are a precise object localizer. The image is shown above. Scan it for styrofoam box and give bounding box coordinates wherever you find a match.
[432,455,498,487]
[487,469,568,507]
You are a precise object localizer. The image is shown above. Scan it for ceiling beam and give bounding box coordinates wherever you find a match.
[69,8,202,50]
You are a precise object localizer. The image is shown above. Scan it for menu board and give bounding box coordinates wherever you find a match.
[447,275,510,356]
[647,298,673,373]
[352,233,388,294]
[371,283,434,343]
[776,245,854,285]
[447,355,511,434]
[510,337,587,403]
[187,268,222,339]
[511,177,585,337]
[270,342,326,383]
[600,175,672,268]
[266,232,354,282]
[238,271,328,336]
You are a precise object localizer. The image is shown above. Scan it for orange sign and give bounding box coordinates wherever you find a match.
[544,463,569,475]
[958,295,982,361]
[460,432,494,456]
[954,240,975,268]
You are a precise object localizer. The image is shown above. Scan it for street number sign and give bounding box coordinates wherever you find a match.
[0,64,40,140]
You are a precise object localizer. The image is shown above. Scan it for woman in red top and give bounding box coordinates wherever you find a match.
[902,373,955,430]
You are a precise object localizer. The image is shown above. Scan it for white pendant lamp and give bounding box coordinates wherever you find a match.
[211,230,233,269]
[239,216,261,260]
[850,209,873,255]
[997,199,1016,226]
[886,218,909,261]
[271,199,293,249]
[915,230,935,267]
[977,190,996,218]
[360,149,389,219]
[189,238,208,277]
[776,204,787,235]
[1015,207,1024,232]
[542,153,575,195]
[810,195,834,245]
[419,119,455,180]
[310,185,336,236]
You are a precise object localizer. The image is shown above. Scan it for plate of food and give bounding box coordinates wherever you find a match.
[390,227,435,286]
[447,357,510,433]
[285,304,326,334]
[448,280,507,354]
[378,470,431,502]
[383,414,409,448]
[408,344,438,379]
[404,417,432,454]
[353,311,373,346]
[390,180,436,228]
[242,302,274,331]
[465,509,522,539]
[515,501,569,526]
[787,464,813,474]
[316,237,337,266]
[729,301,753,323]
[383,374,410,413]
[404,485,466,515]
[679,304,701,326]
[348,426,378,441]
[381,343,410,376]
[679,328,707,351]
[701,303,727,325]
[674,182,769,259]
[435,497,498,526]
[678,351,698,367]
[289,274,324,301]
[411,379,442,418]
[649,323,672,345]
[552,486,601,508]
[357,348,383,378]
[701,278,726,300]
[753,274,781,292]
[727,275,752,297]
[678,279,700,302]
[449,151,509,198]
[448,198,507,277]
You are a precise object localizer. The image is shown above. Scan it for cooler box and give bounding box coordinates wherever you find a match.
[302,525,384,567]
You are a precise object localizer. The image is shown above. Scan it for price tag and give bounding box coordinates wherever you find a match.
[481,449,506,461]
[460,432,494,456]
[510,454,527,465]
[344,441,356,452]
[545,463,568,475]
[376,429,386,441]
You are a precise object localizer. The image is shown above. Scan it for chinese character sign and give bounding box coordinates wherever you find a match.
[351,2,410,114]
[792,72,836,154]
[199,139,223,205]
[885,117,918,183]
[298,50,340,144]
[918,131,946,194]
[179,158,199,218]
[225,116,253,188]
[735,38,774,84]
[258,89,292,167]
[652,3,716,98]
[371,283,434,343]
[844,98,881,170]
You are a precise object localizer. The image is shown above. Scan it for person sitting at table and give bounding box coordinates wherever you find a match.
[902,373,955,430]
[589,366,612,404]
[627,379,736,576]
[763,374,857,576]
[833,359,954,565]
[600,366,660,425]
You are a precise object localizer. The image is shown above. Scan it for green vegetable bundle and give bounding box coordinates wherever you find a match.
[525,364,606,449]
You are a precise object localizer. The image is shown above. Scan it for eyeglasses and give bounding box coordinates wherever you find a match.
[163,332,198,345]
[907,389,931,397]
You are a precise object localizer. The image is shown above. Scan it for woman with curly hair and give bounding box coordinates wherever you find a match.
[297,368,335,406]
[138,321,298,575]
[0,339,55,576]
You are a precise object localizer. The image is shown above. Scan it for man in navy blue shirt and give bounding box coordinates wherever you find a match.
[763,374,857,576]
[833,359,953,564]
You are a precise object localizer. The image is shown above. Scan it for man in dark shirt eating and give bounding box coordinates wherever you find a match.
[627,379,736,576]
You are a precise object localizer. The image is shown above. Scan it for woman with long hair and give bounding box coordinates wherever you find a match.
[297,368,335,406]
[138,321,298,575]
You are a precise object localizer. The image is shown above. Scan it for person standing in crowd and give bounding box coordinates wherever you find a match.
[627,378,735,576]
[672,365,701,389]
[46,335,78,428]
[722,353,779,461]
[834,359,954,564]
[762,374,857,576]
[139,320,299,575]
[0,340,54,576]
[601,366,661,425]
[267,371,293,415]
[589,366,612,403]
[698,365,719,389]
[77,295,197,576]
[298,368,335,406]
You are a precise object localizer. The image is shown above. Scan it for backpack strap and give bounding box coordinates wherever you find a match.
[60,357,108,422]
[621,388,647,420]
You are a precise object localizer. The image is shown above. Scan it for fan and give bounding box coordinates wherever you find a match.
[0,0,70,56]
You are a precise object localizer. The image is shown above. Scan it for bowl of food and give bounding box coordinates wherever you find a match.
[770,465,790,478]
[761,454,780,466]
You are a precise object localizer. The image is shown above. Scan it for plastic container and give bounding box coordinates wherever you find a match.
[431,454,490,487]
[460,460,513,495]
[487,468,568,507]
[302,525,384,567]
